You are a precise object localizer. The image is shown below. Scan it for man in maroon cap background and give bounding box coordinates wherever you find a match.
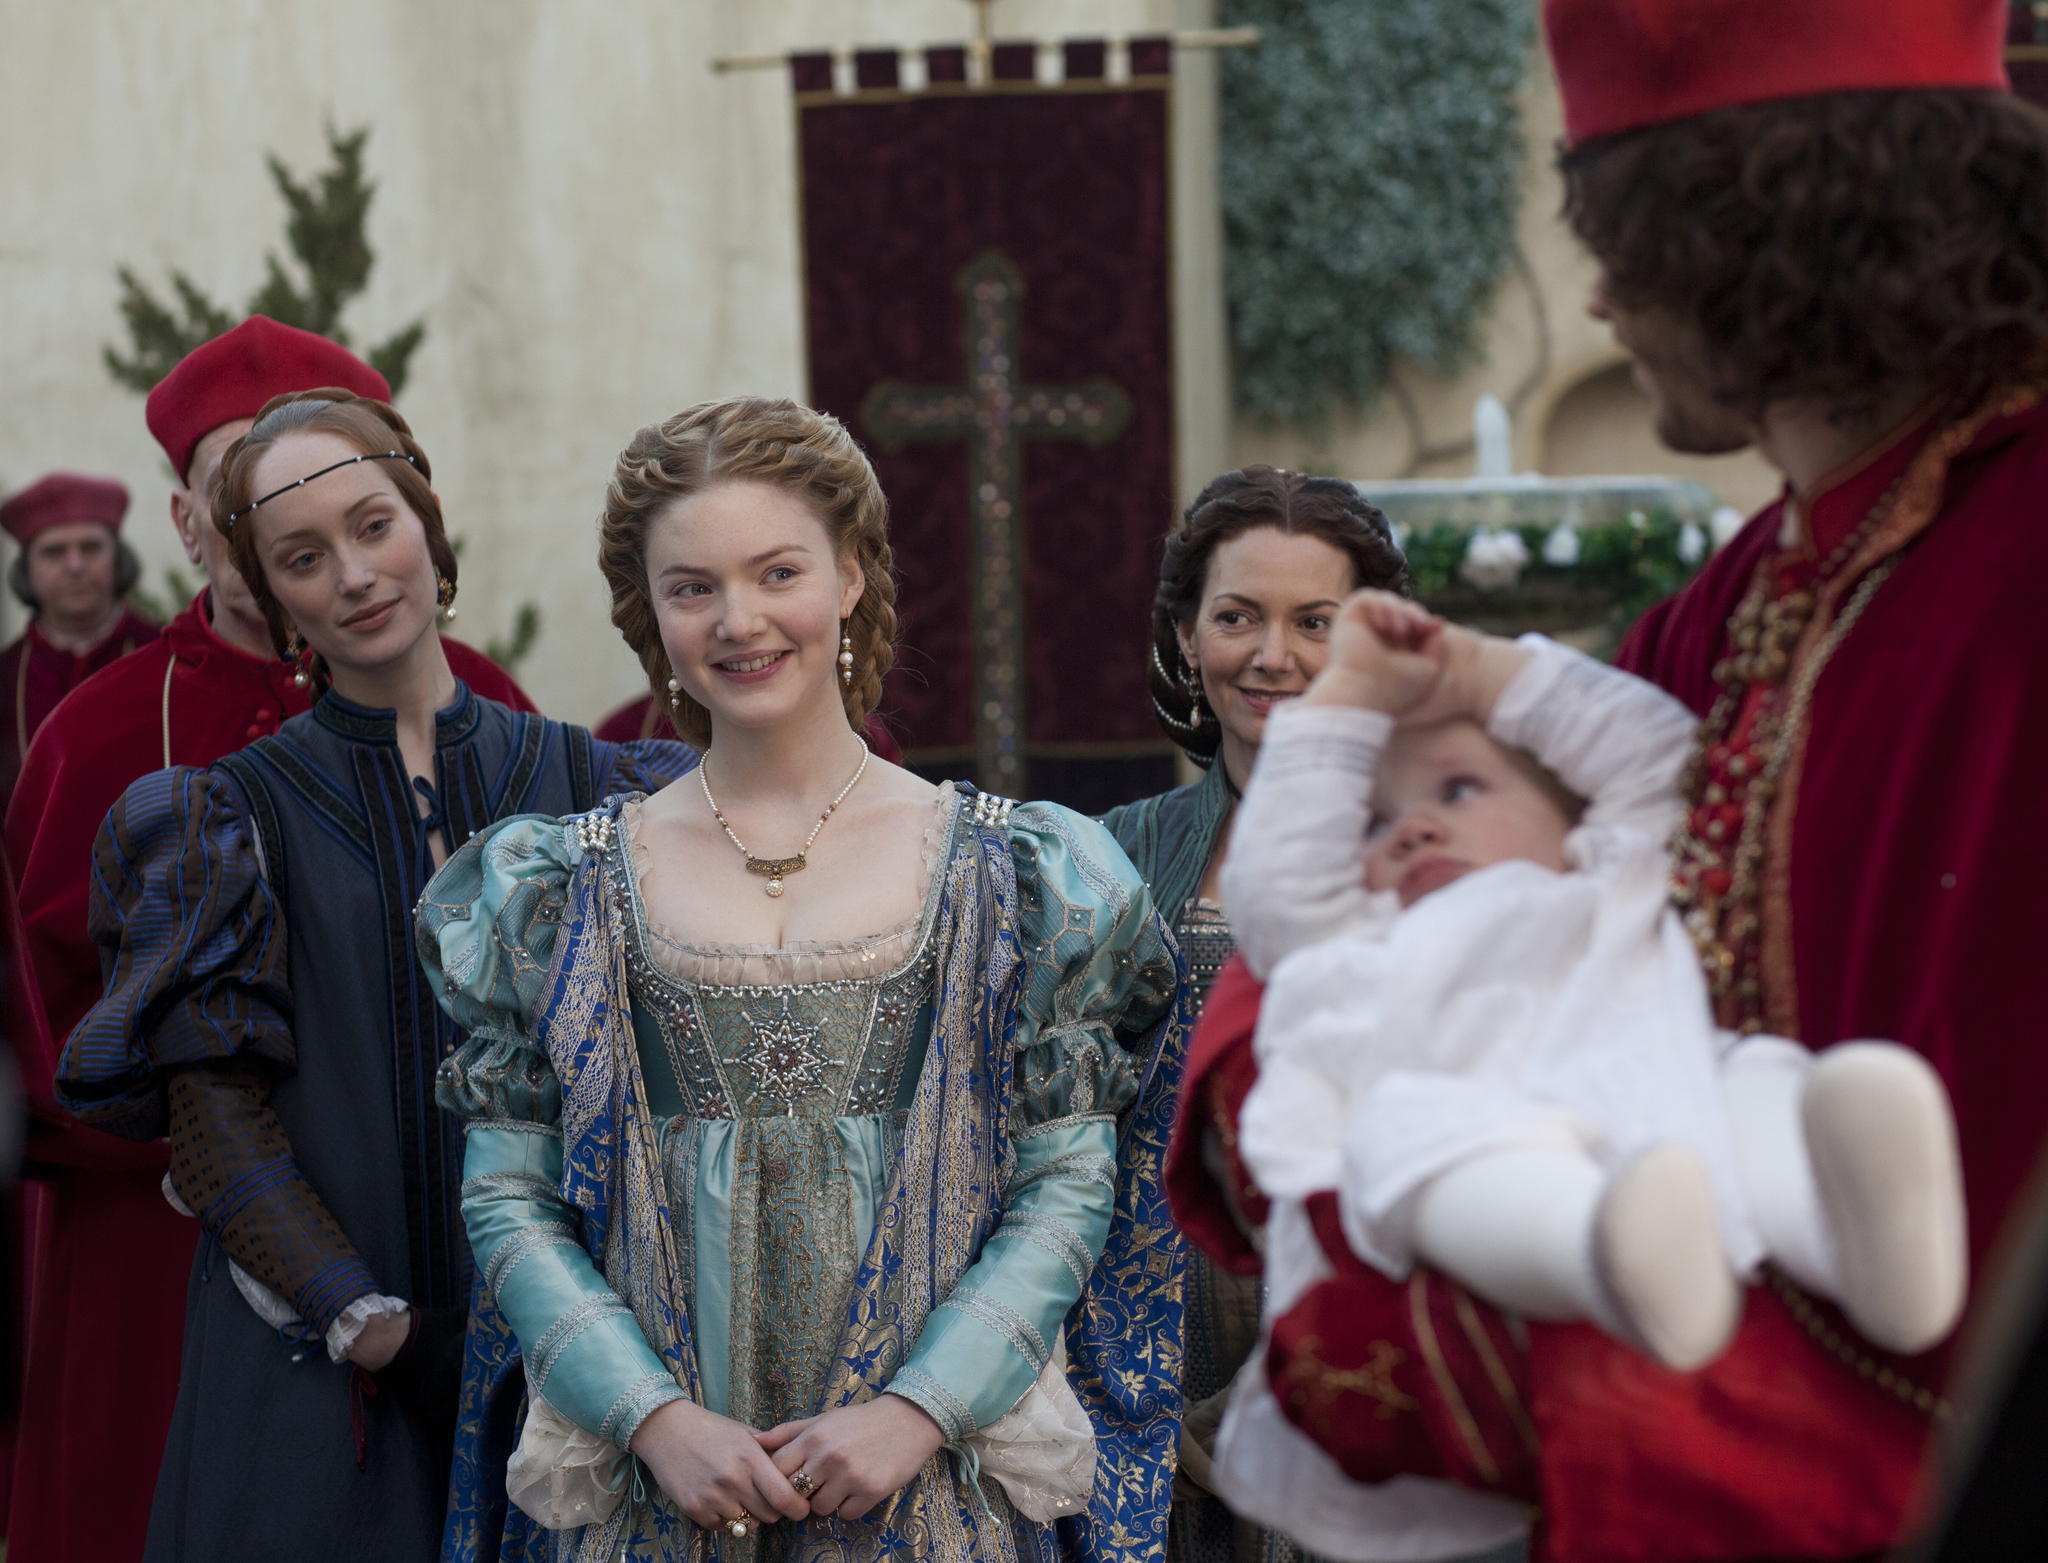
[0,473,157,806]
[1,315,536,1563]
[1167,3,2048,1560]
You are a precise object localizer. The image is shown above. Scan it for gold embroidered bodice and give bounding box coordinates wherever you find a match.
[615,794,955,1122]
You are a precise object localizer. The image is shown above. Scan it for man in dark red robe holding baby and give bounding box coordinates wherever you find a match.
[1169,3,2048,1559]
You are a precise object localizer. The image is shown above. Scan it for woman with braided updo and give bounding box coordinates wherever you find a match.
[417,397,1192,1563]
[1099,466,1408,1563]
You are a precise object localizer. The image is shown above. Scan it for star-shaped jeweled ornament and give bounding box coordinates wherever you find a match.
[726,998,846,1115]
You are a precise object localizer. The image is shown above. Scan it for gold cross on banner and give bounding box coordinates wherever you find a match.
[860,248,1132,792]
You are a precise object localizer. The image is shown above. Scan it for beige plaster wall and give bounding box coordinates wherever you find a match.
[1228,31,1782,518]
[0,0,1219,721]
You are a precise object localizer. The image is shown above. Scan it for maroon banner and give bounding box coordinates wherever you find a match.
[797,70,1176,811]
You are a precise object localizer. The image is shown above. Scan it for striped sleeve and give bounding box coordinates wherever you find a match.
[594,736,698,799]
[891,804,1174,1432]
[56,766,294,1141]
[166,1070,382,1339]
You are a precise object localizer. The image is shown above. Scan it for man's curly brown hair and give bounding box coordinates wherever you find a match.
[1562,89,2048,423]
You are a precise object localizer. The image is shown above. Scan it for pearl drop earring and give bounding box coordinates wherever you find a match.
[839,629,854,688]
[667,675,680,710]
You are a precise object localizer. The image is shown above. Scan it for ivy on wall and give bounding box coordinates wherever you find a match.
[1402,508,1712,655]
[1218,0,1535,424]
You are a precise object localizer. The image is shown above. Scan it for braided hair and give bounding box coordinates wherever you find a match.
[212,389,457,695]
[597,397,897,747]
[1150,466,1408,766]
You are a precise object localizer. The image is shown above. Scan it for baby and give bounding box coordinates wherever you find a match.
[1223,590,1966,1371]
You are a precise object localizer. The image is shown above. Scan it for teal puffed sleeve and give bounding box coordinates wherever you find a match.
[419,817,687,1449]
[887,803,1180,1436]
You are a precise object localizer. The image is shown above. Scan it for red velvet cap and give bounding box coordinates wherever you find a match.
[0,473,130,546]
[1544,0,2011,145]
[144,315,392,483]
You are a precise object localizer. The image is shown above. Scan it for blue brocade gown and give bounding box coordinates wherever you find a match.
[420,784,1193,1563]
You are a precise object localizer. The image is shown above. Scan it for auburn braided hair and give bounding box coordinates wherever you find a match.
[597,397,897,746]
[212,389,457,695]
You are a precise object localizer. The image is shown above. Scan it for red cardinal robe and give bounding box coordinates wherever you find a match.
[1,591,535,1563]
[0,608,158,810]
[1166,393,2048,1563]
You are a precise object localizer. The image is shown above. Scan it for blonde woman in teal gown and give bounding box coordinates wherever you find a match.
[418,398,1190,1563]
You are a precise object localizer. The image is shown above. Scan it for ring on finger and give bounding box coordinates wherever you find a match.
[726,1509,757,1538]
[790,1471,817,1498]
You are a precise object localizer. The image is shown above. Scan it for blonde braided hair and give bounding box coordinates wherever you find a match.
[597,397,897,746]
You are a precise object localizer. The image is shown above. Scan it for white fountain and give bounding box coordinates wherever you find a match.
[1473,393,1513,482]
[1349,396,1743,649]
[1352,395,1723,536]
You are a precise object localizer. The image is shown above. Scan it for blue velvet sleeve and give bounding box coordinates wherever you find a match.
[58,766,294,1139]
[593,736,699,800]
[62,768,400,1338]
[887,804,1179,1435]
[420,817,687,1448]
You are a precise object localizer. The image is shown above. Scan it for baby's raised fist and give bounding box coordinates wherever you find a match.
[1304,590,1450,716]
[1338,591,1439,658]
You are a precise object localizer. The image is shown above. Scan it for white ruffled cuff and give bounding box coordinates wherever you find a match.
[163,1173,409,1364]
[325,1293,412,1364]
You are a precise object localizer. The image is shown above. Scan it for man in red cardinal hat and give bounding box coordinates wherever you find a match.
[1167,3,2048,1560]
[0,473,158,807]
[1,316,536,1563]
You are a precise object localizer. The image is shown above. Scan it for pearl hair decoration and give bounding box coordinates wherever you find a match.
[225,449,416,530]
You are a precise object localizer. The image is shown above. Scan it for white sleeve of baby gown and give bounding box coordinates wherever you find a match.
[1487,634,1698,841]
[1222,700,1397,980]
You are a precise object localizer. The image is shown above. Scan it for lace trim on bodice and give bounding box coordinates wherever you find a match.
[623,788,958,987]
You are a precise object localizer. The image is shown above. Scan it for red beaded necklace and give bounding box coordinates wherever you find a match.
[1667,384,2046,1036]
[1668,482,1903,1034]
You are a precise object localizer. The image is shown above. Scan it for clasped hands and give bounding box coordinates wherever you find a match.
[628,1392,947,1533]
[1301,588,1531,724]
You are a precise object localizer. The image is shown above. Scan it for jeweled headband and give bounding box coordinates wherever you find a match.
[225,450,417,530]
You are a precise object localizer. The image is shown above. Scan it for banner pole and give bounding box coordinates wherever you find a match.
[711,27,1256,75]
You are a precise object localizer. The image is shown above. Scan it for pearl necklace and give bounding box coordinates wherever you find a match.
[699,741,870,897]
